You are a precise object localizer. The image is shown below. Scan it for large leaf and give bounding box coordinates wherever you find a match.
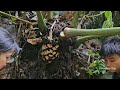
[102,11,114,28]
[105,11,112,20]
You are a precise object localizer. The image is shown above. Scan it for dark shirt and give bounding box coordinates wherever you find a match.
[112,72,120,79]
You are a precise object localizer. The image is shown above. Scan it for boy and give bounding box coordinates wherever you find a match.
[100,36,120,79]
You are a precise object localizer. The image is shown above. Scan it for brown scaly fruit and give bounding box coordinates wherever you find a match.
[41,43,59,63]
[40,19,70,63]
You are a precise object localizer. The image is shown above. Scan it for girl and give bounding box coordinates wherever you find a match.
[0,27,21,70]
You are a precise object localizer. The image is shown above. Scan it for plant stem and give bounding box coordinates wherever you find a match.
[85,11,105,18]
[36,11,47,31]
[41,11,46,18]
[0,11,33,25]
[71,11,79,28]
[74,35,114,48]
[63,27,120,38]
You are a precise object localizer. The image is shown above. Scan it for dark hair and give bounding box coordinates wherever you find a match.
[0,27,21,54]
[100,36,120,58]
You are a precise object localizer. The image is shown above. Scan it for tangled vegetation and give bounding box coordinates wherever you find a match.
[0,11,120,79]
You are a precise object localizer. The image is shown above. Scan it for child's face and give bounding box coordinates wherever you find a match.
[0,49,14,70]
[105,54,120,72]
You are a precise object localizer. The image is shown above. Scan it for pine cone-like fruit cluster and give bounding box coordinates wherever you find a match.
[41,43,59,63]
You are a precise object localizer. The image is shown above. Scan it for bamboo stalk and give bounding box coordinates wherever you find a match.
[74,34,115,48]
[0,11,33,25]
[63,27,120,38]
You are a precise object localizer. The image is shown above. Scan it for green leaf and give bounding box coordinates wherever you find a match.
[93,70,99,74]
[11,17,17,24]
[88,69,93,75]
[101,70,106,74]
[102,11,114,28]
[102,19,114,28]
[105,11,112,19]
[91,62,96,67]
[36,11,47,31]
[99,63,106,67]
